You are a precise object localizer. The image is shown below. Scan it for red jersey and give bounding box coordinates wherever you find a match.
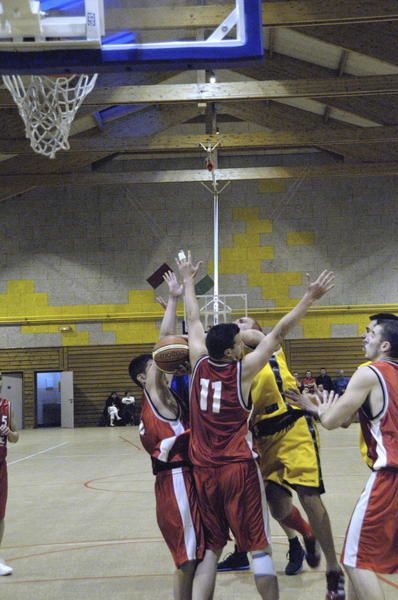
[189,356,255,467]
[139,389,190,475]
[0,398,10,462]
[359,360,398,470]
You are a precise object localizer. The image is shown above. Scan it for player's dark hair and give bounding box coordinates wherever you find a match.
[377,321,398,358]
[370,313,398,323]
[369,313,398,358]
[128,354,152,387]
[206,323,240,360]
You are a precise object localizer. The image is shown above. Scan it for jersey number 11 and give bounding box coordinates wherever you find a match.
[200,378,222,413]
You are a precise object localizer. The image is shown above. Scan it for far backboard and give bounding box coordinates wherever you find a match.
[0,0,264,74]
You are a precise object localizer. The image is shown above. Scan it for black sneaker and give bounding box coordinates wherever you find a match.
[285,537,305,576]
[217,548,250,572]
[303,535,321,568]
[326,569,345,600]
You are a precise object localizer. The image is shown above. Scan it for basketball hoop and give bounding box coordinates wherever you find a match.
[2,73,98,159]
[191,294,248,330]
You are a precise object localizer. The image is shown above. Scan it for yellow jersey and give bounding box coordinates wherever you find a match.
[251,348,300,428]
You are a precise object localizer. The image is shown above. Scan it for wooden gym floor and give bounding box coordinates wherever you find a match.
[1,425,397,600]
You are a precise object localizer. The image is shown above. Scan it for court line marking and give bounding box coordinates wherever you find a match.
[3,534,346,551]
[6,537,341,563]
[119,434,143,451]
[9,540,398,591]
[377,574,398,590]
[8,442,70,465]
[2,572,397,587]
[3,537,164,550]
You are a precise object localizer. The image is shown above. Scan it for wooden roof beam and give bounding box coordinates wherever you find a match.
[1,75,397,108]
[3,163,398,187]
[4,126,398,155]
[105,2,398,30]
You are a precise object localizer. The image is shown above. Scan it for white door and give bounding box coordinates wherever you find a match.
[60,371,74,428]
[1,373,23,430]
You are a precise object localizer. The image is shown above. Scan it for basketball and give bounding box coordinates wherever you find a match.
[152,335,189,374]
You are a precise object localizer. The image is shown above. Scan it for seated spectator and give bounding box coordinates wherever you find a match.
[103,391,123,427]
[301,370,316,392]
[121,391,136,425]
[293,372,302,390]
[316,368,334,391]
[334,370,350,395]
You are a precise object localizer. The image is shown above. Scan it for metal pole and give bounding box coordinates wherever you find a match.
[213,189,219,324]
[200,139,229,326]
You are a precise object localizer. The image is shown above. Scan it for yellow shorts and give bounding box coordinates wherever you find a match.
[255,415,324,493]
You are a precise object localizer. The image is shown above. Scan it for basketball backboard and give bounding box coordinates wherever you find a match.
[0,0,263,74]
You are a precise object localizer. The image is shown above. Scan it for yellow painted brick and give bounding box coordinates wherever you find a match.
[232,207,260,221]
[113,305,135,314]
[29,294,49,308]
[248,273,267,287]
[244,260,264,273]
[62,331,90,346]
[258,180,286,193]
[105,322,158,344]
[287,231,315,246]
[129,290,156,302]
[248,246,274,260]
[7,280,36,294]
[219,260,242,274]
[303,318,332,338]
[221,247,248,260]
[21,325,60,334]
[246,220,273,234]
[233,233,260,248]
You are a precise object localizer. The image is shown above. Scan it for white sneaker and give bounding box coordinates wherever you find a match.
[0,560,13,576]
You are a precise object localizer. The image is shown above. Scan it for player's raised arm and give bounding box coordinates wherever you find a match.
[242,270,335,382]
[176,250,207,366]
[158,271,183,339]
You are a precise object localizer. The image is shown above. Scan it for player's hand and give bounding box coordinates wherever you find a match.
[0,424,10,437]
[285,388,339,419]
[175,250,202,281]
[163,271,183,298]
[155,296,167,310]
[285,388,321,415]
[305,270,335,300]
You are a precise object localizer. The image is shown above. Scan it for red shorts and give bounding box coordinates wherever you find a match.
[155,467,205,568]
[342,469,398,574]
[0,460,7,520]
[193,460,270,552]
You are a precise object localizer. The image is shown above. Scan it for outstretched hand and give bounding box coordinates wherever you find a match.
[175,250,202,281]
[163,270,183,298]
[285,387,339,420]
[0,424,10,437]
[305,270,335,301]
[155,296,167,310]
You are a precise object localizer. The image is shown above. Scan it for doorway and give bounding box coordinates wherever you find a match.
[36,372,61,427]
[35,371,74,428]
[1,372,23,430]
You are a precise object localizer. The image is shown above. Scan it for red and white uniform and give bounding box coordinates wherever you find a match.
[342,360,398,573]
[139,389,204,568]
[0,398,10,520]
[189,356,270,552]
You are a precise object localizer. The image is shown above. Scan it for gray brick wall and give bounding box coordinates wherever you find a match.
[0,173,397,346]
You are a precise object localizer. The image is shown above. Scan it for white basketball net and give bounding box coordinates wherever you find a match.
[2,73,98,159]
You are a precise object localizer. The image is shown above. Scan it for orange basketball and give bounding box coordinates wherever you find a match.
[152,335,189,374]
